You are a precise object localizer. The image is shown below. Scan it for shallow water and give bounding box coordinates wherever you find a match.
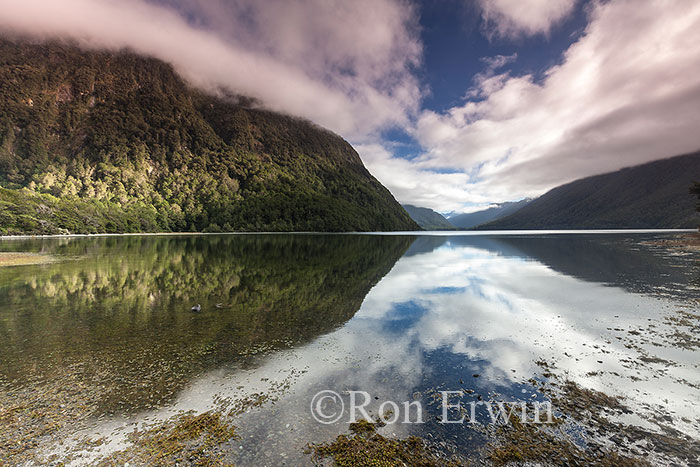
[0,232,698,465]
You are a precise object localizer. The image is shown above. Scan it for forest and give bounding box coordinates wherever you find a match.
[0,40,418,234]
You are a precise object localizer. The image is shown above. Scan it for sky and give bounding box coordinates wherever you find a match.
[1,0,700,213]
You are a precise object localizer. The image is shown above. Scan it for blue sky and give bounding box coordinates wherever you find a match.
[381,0,590,164]
[3,0,700,213]
[354,0,700,212]
[418,0,586,112]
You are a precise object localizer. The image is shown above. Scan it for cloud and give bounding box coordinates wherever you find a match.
[467,53,518,98]
[0,0,422,140]
[478,0,578,39]
[2,0,700,213]
[357,143,492,213]
[410,0,700,208]
[480,53,518,70]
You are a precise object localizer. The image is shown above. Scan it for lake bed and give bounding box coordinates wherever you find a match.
[0,232,698,465]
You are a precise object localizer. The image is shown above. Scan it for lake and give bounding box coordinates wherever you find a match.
[1,232,699,465]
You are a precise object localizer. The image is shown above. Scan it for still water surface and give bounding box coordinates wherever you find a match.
[0,232,698,464]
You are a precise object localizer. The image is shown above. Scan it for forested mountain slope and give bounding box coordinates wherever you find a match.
[402,204,454,230]
[0,39,418,234]
[479,152,700,230]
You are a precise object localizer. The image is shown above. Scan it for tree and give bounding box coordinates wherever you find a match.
[691,182,700,212]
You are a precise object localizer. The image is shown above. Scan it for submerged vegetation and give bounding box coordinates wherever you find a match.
[0,234,412,463]
[308,376,674,467]
[0,367,100,464]
[1,233,698,464]
[309,420,457,467]
[105,411,238,466]
[494,359,700,467]
[0,39,418,234]
[547,379,700,465]
[487,415,643,467]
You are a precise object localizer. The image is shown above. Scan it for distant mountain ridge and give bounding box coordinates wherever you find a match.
[479,152,700,230]
[402,205,454,230]
[448,199,531,229]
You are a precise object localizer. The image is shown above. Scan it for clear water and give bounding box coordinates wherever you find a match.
[0,232,698,465]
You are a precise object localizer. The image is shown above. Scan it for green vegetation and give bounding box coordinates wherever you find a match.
[479,152,700,229]
[401,204,454,230]
[105,411,238,466]
[0,234,412,463]
[309,419,455,466]
[487,414,644,467]
[0,39,418,234]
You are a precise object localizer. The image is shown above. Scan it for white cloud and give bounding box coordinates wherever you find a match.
[478,0,578,39]
[0,0,422,140]
[357,143,494,213]
[2,0,700,213]
[466,53,518,98]
[410,0,700,208]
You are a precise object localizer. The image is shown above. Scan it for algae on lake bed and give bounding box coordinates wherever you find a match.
[309,419,462,467]
[0,364,102,465]
[1,233,699,465]
[103,411,238,466]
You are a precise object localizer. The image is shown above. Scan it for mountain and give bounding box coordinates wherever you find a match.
[402,204,454,230]
[448,199,531,229]
[479,152,700,230]
[0,39,418,234]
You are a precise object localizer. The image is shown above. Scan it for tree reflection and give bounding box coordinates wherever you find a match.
[0,234,412,411]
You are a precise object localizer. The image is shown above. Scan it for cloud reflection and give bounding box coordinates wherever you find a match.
[58,234,700,464]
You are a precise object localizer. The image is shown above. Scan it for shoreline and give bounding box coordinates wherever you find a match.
[0,228,696,240]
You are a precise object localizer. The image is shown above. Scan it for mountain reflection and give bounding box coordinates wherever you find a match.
[216,233,700,464]
[1,233,698,465]
[405,233,697,296]
[0,234,412,411]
